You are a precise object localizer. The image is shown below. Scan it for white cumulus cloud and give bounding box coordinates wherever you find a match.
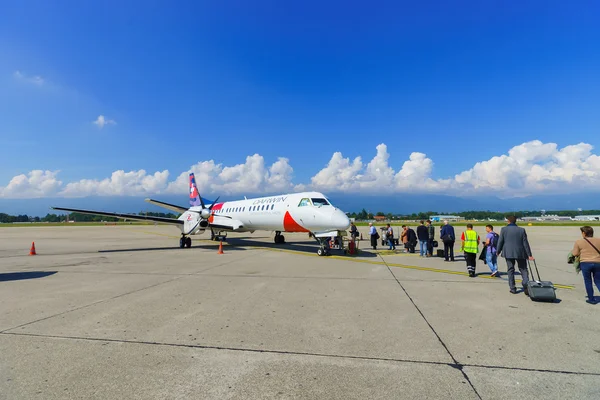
[310,144,440,192]
[310,152,364,191]
[267,157,295,192]
[13,70,44,85]
[166,155,295,195]
[60,170,170,197]
[92,115,116,129]
[0,170,62,198]
[451,140,600,195]
[2,140,600,200]
[307,140,600,195]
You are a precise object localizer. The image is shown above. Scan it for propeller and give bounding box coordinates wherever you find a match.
[197,196,220,220]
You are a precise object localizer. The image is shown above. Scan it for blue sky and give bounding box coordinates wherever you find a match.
[1,0,599,200]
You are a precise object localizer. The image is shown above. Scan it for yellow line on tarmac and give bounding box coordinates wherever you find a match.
[382,261,574,289]
[128,229,575,290]
[261,247,575,290]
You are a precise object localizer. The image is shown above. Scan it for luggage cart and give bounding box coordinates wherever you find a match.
[314,230,349,256]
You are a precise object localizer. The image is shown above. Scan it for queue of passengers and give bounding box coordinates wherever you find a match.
[358,217,600,304]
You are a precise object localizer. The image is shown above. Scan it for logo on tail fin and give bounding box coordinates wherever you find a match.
[189,173,201,207]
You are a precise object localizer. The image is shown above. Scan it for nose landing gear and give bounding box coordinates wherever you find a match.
[274,231,286,244]
[315,236,331,256]
[316,246,330,257]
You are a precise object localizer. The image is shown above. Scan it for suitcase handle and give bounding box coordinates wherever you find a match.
[527,259,542,282]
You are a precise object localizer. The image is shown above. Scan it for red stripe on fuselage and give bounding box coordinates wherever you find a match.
[208,203,224,223]
[283,211,309,233]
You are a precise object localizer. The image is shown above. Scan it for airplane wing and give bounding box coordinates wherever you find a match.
[51,207,184,225]
[144,198,188,214]
[209,215,244,231]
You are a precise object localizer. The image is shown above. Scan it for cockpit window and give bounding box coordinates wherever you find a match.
[311,198,330,207]
[298,198,312,207]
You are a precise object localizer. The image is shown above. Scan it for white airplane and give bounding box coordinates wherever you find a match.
[52,173,351,256]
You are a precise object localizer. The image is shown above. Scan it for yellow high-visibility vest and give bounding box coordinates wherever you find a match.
[463,230,478,254]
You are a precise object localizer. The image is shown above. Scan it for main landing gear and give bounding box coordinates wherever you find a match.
[274,231,286,244]
[179,236,192,248]
[210,229,227,242]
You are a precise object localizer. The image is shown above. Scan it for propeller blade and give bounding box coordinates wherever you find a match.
[208,196,220,210]
[199,195,206,209]
[189,197,219,218]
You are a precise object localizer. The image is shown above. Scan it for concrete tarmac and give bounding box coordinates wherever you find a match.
[1,224,599,399]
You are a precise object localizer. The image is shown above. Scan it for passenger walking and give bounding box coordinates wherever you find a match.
[496,216,534,295]
[406,226,417,253]
[571,226,600,304]
[440,220,455,262]
[401,225,409,252]
[386,224,396,250]
[485,225,500,277]
[369,223,379,250]
[461,224,480,277]
[380,227,388,247]
[426,220,435,257]
[416,221,429,257]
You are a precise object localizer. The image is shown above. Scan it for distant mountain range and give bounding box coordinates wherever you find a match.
[1,192,598,217]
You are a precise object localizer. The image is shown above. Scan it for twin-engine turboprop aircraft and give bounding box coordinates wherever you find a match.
[52,173,351,255]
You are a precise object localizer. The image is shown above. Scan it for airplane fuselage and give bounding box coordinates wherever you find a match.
[179,191,350,236]
[52,173,350,254]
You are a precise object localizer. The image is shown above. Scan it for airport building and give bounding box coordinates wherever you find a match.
[521,215,575,222]
[429,215,463,222]
[572,215,600,221]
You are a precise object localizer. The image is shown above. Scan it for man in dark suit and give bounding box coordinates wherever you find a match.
[440,220,456,261]
[496,215,535,295]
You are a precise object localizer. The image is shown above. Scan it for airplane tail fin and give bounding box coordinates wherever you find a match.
[189,173,202,207]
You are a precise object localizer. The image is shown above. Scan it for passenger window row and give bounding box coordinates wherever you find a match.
[215,204,276,214]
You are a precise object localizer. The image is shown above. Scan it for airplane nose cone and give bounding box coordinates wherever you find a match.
[331,209,351,230]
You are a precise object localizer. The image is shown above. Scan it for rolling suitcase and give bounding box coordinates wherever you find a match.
[436,249,444,257]
[526,260,556,302]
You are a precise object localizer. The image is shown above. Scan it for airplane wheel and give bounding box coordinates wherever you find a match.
[179,238,185,248]
[185,237,192,248]
[317,248,324,256]
[280,235,285,244]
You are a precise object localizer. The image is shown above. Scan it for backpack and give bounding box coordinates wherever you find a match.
[490,232,499,248]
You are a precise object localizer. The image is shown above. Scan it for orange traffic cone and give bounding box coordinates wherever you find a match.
[217,241,224,254]
[29,242,37,256]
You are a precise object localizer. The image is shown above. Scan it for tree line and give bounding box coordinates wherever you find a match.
[0,211,179,223]
[3,209,600,224]
[346,209,600,221]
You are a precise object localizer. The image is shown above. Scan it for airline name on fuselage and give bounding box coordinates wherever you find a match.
[252,196,288,205]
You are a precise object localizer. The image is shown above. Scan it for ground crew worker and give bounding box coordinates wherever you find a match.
[461,224,480,277]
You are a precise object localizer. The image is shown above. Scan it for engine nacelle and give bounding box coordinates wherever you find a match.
[182,212,201,235]
[199,219,209,228]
